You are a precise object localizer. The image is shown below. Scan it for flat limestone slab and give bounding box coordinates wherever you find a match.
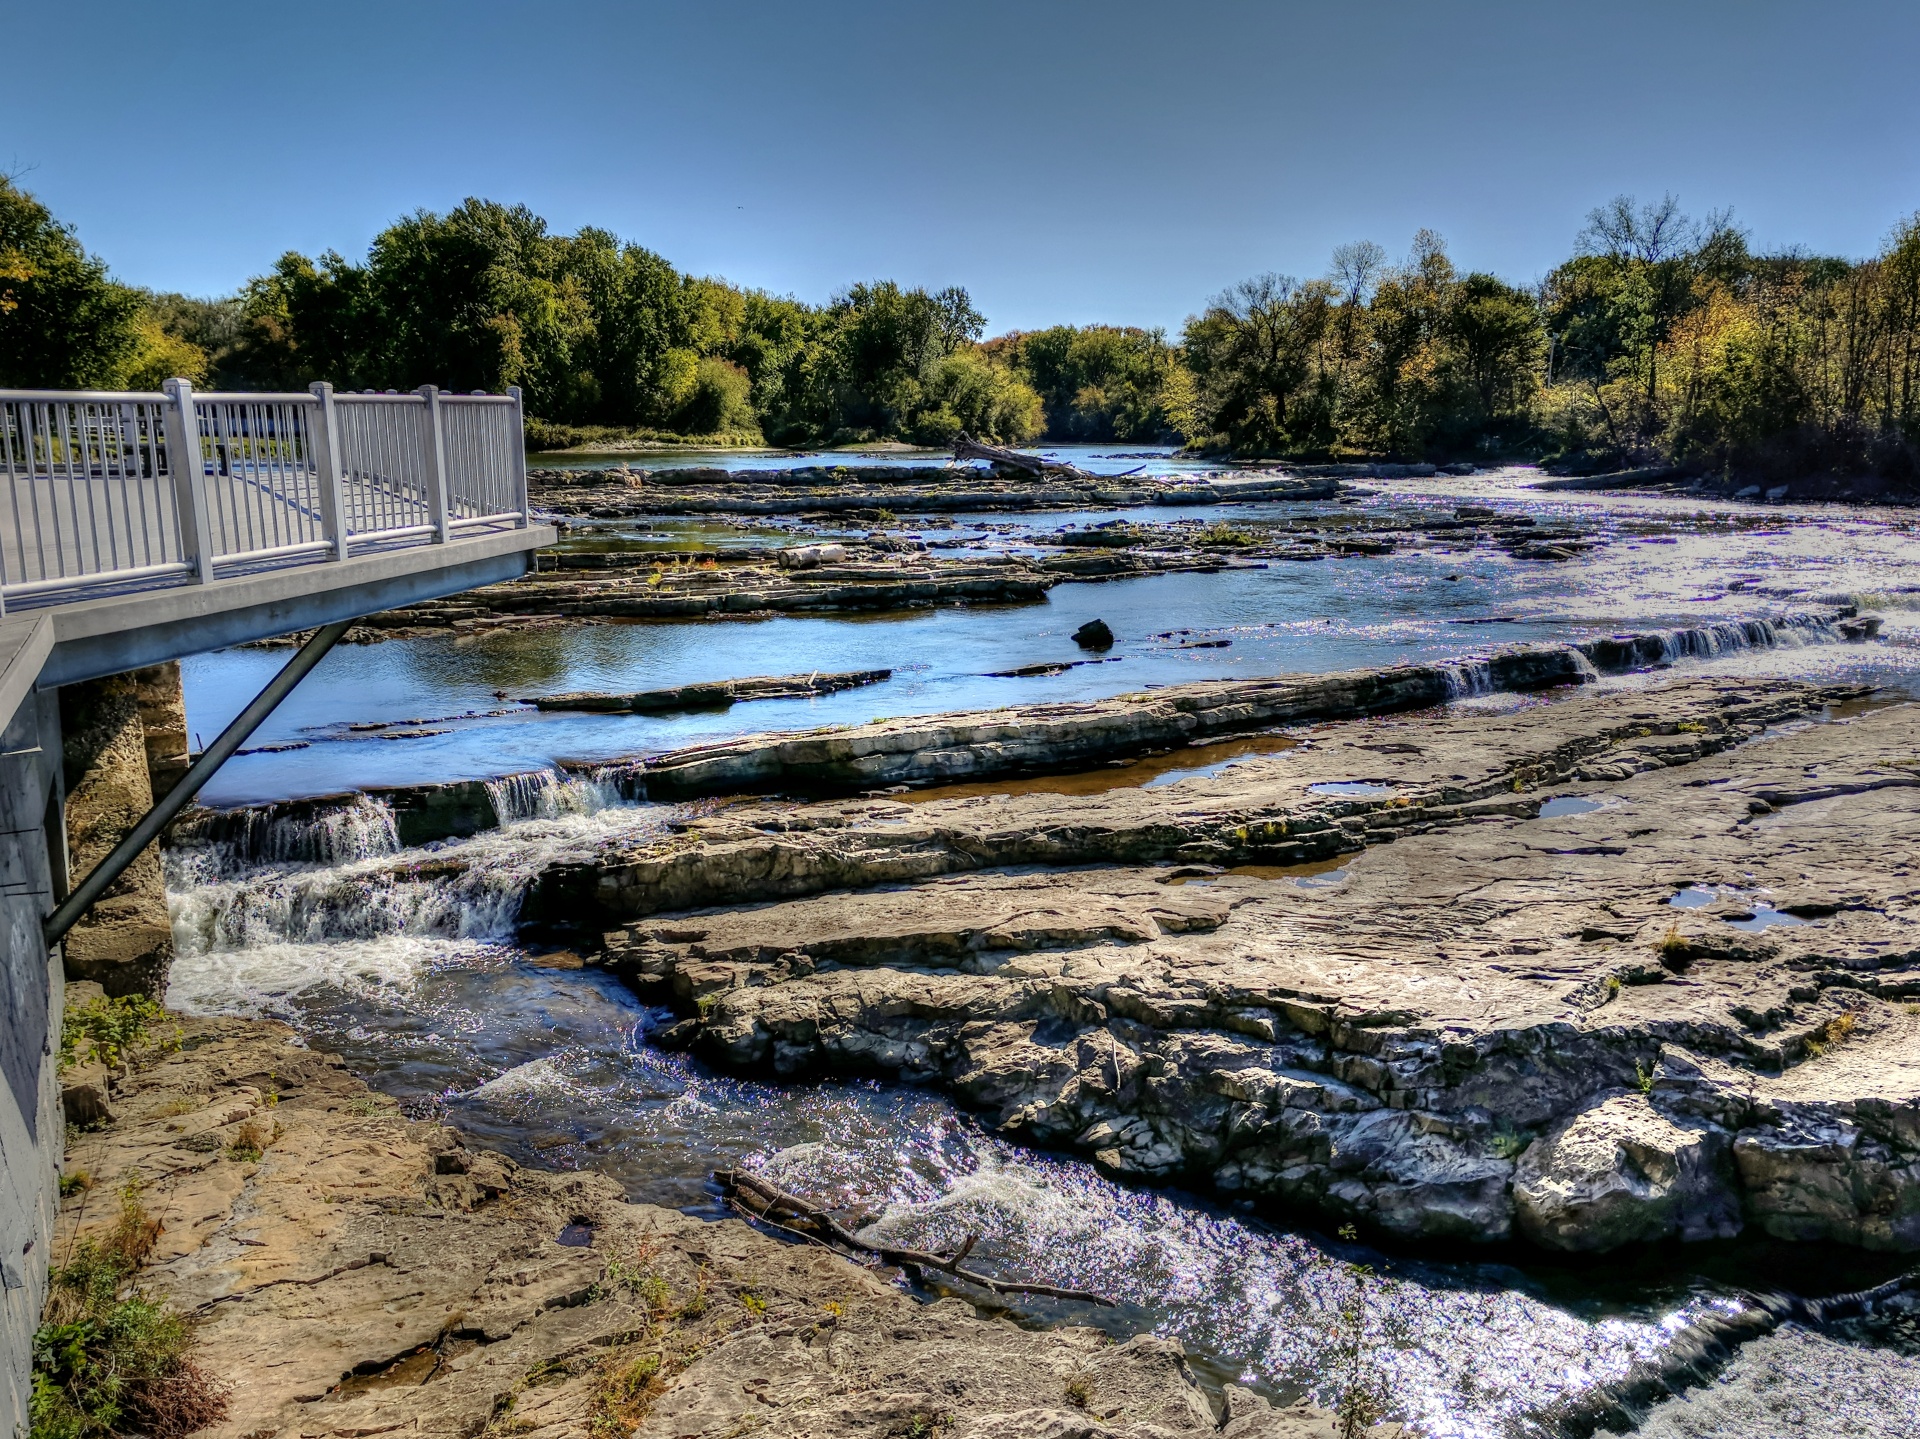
[597,681,1920,1252]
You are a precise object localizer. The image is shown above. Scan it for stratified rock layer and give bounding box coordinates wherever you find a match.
[581,681,1920,1253]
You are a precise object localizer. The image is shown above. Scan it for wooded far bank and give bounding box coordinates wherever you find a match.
[4,181,1919,491]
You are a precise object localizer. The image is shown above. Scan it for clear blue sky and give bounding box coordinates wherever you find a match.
[7,0,1919,333]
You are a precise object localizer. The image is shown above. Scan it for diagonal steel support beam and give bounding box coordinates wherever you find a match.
[44,618,355,947]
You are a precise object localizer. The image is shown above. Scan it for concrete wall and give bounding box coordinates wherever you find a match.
[0,689,66,1438]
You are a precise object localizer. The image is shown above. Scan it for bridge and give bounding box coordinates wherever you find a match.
[0,379,553,1426]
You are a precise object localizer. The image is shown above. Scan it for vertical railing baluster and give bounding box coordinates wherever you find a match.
[23,404,48,583]
[309,383,348,560]
[162,379,215,583]
[419,386,450,543]
[508,386,529,527]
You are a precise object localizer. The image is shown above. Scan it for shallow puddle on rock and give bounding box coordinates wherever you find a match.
[331,1345,442,1395]
[892,732,1301,803]
[1670,885,1720,908]
[1540,795,1608,817]
[1725,903,1809,932]
[1308,780,1396,796]
[1164,854,1352,888]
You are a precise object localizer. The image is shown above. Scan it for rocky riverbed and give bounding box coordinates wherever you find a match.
[58,1006,1384,1439]
[526,463,1343,518]
[263,470,1645,648]
[536,678,1920,1255]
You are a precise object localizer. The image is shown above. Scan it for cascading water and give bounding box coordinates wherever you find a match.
[164,797,671,1015]
[170,793,402,873]
[482,766,621,824]
[1439,658,1495,699]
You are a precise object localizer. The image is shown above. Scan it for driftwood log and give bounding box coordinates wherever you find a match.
[951,433,1090,481]
[715,1168,1114,1306]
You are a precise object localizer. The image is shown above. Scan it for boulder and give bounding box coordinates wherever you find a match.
[1073,618,1116,650]
[61,1059,113,1127]
[1514,1090,1742,1251]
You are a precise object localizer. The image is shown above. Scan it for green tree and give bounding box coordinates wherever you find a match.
[794,281,986,441]
[909,348,1044,445]
[1182,273,1336,454]
[999,325,1176,440]
[0,178,144,387]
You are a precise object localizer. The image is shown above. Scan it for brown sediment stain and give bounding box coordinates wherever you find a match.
[891,732,1301,803]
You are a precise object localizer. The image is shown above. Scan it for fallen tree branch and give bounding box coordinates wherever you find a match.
[715,1169,1113,1306]
[951,433,1091,482]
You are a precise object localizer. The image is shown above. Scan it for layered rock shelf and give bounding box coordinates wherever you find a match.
[561,679,1920,1255]
[527,464,1343,517]
[57,1012,1379,1439]
[177,612,1862,858]
[523,668,893,715]
[268,498,1649,648]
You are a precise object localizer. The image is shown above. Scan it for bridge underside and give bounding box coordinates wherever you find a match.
[1,523,551,712]
[0,521,550,1434]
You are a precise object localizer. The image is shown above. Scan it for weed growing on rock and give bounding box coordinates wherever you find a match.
[58,1171,92,1199]
[1657,921,1688,960]
[678,1266,712,1320]
[1635,1062,1656,1094]
[591,1352,664,1436]
[1195,522,1259,546]
[60,996,165,1073]
[32,1181,227,1439]
[224,1120,277,1163]
[1061,1371,1095,1409]
[886,1413,951,1439]
[1805,1010,1858,1057]
[595,1241,672,1316]
[1487,1122,1531,1160]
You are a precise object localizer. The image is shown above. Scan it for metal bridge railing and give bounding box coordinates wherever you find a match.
[0,381,529,614]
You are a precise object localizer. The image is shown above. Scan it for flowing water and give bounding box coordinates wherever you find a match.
[183,467,1920,805]
[163,467,1920,1435]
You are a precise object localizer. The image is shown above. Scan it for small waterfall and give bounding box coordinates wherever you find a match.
[1580,609,1844,675]
[1439,659,1494,699]
[483,767,618,824]
[164,796,672,1012]
[169,794,401,876]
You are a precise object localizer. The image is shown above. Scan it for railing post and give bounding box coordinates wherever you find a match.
[161,378,216,583]
[418,385,450,543]
[308,382,348,560]
[508,384,530,528]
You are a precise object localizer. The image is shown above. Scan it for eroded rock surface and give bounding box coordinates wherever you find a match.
[581,683,1920,1252]
[57,1015,1377,1439]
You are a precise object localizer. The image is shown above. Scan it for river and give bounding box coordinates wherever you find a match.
[162,461,1920,1437]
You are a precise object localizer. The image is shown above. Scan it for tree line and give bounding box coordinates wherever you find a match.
[4,176,1918,487]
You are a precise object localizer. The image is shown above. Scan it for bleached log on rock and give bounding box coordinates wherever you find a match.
[716,1168,1115,1305]
[951,432,1089,480]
